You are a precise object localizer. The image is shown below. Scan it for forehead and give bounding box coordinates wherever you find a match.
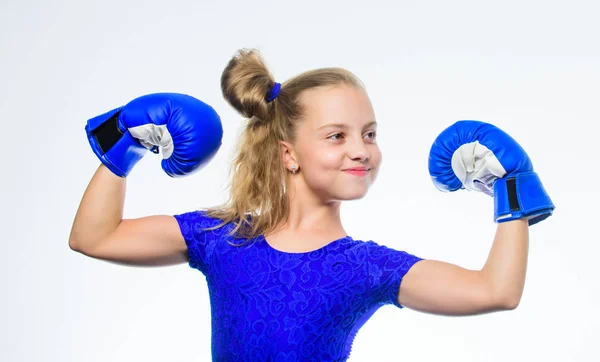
[298,84,375,130]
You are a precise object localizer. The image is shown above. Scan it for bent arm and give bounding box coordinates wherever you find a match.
[69,164,126,251]
[398,219,529,316]
[481,218,529,309]
[78,215,188,267]
[69,164,188,267]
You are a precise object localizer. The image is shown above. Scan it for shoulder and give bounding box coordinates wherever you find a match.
[329,238,381,261]
[347,238,424,265]
[172,209,235,243]
[174,209,227,227]
[339,237,393,252]
[173,210,236,273]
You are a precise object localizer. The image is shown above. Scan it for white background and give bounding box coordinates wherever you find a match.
[2,0,599,361]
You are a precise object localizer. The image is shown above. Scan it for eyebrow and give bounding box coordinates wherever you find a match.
[317,121,378,130]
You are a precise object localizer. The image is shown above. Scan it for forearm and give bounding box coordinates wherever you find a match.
[480,219,529,308]
[69,164,126,251]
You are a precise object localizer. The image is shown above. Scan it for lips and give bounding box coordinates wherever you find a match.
[343,167,370,177]
[344,167,370,171]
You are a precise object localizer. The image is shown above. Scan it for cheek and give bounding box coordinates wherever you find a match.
[365,144,382,168]
[376,153,383,171]
[370,147,383,179]
[322,151,345,169]
[302,149,344,186]
[306,147,344,170]
[372,145,382,164]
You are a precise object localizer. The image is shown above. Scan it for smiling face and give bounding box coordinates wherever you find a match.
[283,83,382,202]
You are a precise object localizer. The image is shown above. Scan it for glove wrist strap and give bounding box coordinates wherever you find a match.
[493,171,555,226]
[89,109,124,154]
[85,106,147,177]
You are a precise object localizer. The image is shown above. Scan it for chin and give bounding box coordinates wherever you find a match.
[336,188,370,201]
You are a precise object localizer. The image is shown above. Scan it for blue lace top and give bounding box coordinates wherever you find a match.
[174,210,424,361]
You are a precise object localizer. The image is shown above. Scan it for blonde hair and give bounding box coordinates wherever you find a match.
[204,48,364,243]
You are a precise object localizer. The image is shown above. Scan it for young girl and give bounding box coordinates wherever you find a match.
[70,49,553,361]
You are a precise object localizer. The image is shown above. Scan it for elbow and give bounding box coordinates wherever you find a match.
[68,227,81,251]
[69,238,83,253]
[483,276,523,311]
[499,294,522,311]
[486,283,522,311]
[68,229,93,253]
[69,234,92,254]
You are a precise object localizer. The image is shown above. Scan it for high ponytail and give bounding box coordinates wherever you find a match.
[220,48,276,122]
[204,48,364,242]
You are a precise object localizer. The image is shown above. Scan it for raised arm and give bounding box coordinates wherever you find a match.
[69,92,223,267]
[397,120,554,316]
[69,164,187,267]
[399,219,528,315]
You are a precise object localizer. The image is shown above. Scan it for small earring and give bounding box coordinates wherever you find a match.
[291,165,297,174]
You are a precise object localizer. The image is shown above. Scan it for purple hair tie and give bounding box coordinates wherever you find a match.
[265,82,281,103]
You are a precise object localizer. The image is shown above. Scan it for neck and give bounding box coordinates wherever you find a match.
[272,178,345,236]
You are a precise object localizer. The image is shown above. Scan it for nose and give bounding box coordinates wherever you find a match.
[348,138,370,162]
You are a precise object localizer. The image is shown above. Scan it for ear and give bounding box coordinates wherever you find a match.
[279,140,297,168]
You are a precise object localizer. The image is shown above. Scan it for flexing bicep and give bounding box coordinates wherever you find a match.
[78,215,188,267]
[398,260,508,316]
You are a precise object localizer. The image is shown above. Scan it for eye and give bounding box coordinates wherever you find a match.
[327,131,377,141]
[327,133,344,140]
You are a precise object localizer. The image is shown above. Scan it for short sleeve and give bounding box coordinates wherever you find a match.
[173,210,225,275]
[365,240,424,308]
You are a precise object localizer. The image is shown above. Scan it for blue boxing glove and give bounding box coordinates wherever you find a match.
[428,120,554,225]
[85,93,223,177]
